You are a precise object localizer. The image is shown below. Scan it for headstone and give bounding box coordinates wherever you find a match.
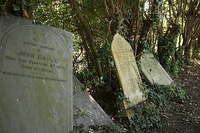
[111,33,146,119]
[73,75,113,131]
[140,51,173,85]
[0,14,73,133]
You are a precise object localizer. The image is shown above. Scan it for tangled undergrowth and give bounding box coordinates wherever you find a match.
[73,82,187,133]
[73,61,199,133]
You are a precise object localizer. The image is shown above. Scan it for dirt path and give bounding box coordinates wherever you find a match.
[161,60,200,133]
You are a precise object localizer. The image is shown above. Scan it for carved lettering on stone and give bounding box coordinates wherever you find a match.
[0,15,73,133]
[140,51,173,85]
[111,33,146,118]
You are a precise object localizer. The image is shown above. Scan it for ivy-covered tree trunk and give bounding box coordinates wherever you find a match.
[157,21,179,72]
[136,19,152,60]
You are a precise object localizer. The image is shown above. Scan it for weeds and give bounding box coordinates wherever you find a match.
[127,82,187,132]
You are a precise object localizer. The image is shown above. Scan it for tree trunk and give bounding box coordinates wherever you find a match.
[70,0,102,77]
[192,38,200,59]
[184,41,192,64]
[136,19,152,60]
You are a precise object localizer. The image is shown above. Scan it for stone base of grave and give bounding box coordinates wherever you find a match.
[73,76,113,131]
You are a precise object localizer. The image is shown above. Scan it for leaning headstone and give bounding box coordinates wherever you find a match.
[140,51,173,85]
[111,33,146,119]
[73,75,113,131]
[0,14,73,133]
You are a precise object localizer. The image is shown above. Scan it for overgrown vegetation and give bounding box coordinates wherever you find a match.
[73,124,125,133]
[72,82,187,132]
[0,0,199,132]
[114,83,187,132]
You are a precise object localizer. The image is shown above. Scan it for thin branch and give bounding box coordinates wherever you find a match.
[104,0,110,16]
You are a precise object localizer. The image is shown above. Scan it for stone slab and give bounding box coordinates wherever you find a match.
[111,33,146,118]
[73,75,113,131]
[0,14,73,133]
[140,51,173,85]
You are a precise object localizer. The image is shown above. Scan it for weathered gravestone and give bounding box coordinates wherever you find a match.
[111,33,146,119]
[0,14,73,133]
[140,51,173,85]
[73,75,113,131]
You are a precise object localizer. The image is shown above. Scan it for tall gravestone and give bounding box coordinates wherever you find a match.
[111,33,146,119]
[0,14,73,132]
[140,51,173,85]
[73,76,113,131]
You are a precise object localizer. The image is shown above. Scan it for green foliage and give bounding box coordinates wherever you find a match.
[71,126,84,133]
[126,83,187,132]
[73,107,92,129]
[149,83,186,104]
[158,35,177,73]
[12,4,20,11]
[72,124,125,133]
[0,1,197,132]
[151,13,162,29]
[130,105,162,132]
[88,124,125,133]
[169,83,186,102]
[34,1,67,28]
[75,68,94,90]
[171,60,180,76]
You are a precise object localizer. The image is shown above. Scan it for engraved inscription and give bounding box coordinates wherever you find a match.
[0,23,73,133]
[111,33,145,107]
[1,27,68,82]
[6,56,16,61]
[114,38,142,91]
[140,52,173,85]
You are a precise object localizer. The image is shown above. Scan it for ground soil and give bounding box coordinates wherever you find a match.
[160,60,200,133]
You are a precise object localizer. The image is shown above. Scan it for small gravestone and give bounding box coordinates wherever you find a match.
[140,51,173,85]
[0,14,73,133]
[111,33,146,119]
[73,76,113,131]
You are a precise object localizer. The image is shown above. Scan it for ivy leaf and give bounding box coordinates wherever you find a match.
[110,60,114,67]
[12,4,20,11]
[22,1,28,6]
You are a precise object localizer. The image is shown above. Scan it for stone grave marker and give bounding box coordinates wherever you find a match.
[111,33,146,119]
[140,51,173,85]
[73,75,113,131]
[0,14,73,133]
